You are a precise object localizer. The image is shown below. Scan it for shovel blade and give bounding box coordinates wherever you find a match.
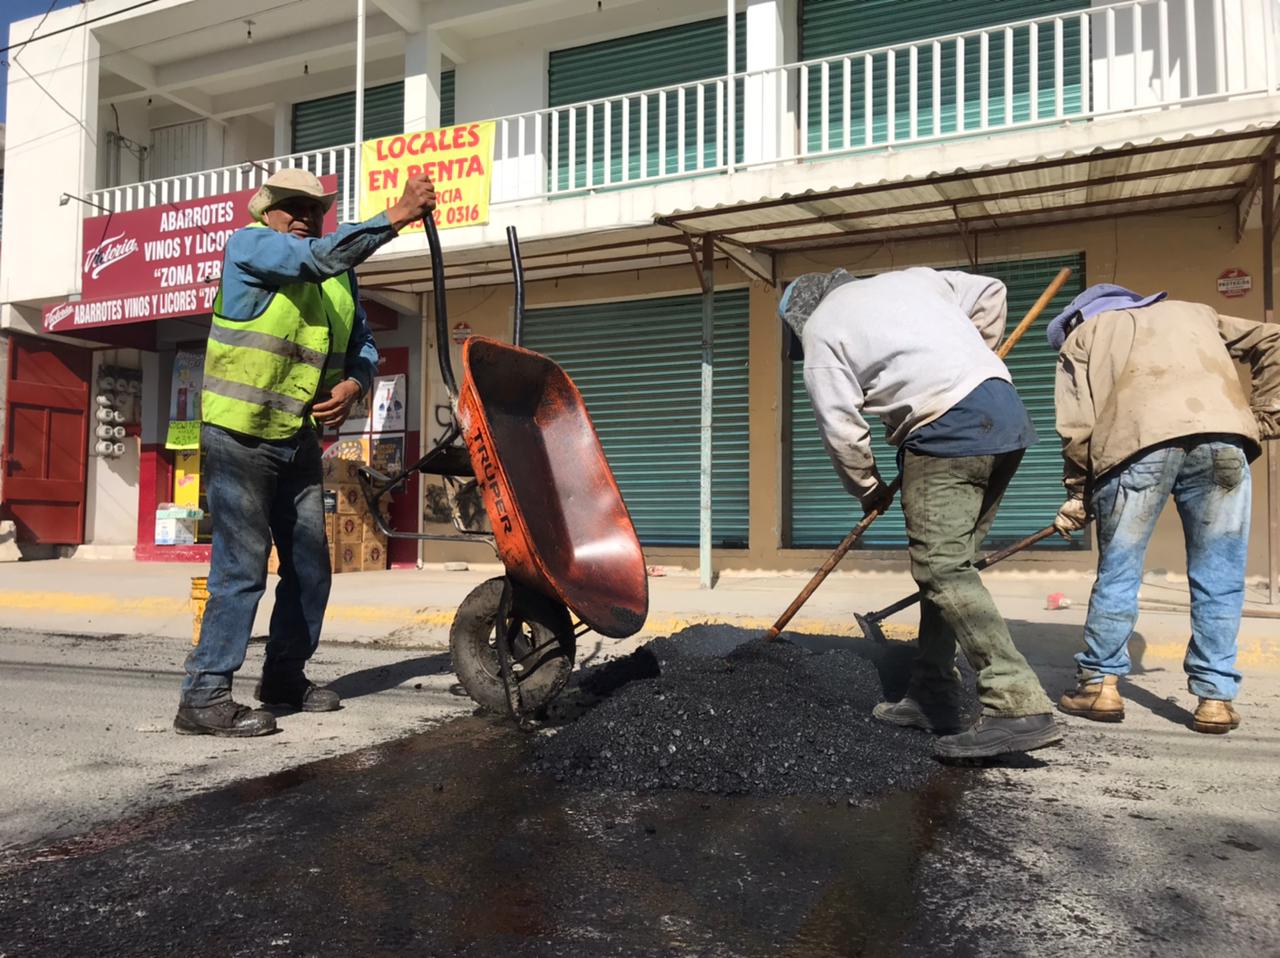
[854,612,889,645]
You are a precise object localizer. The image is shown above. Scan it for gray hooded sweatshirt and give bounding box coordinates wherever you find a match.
[801,267,1011,500]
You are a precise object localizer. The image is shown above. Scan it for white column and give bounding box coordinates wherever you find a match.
[743,0,793,164]
[405,27,444,132]
[272,102,292,156]
[78,29,101,197]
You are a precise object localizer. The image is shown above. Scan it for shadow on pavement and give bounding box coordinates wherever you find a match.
[328,652,452,700]
[1120,679,1195,727]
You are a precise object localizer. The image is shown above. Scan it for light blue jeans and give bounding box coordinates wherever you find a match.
[1080,436,1251,700]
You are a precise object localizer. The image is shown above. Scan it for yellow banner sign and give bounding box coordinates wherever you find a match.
[359,121,495,232]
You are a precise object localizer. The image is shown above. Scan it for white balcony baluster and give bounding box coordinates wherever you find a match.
[80,1,1271,216]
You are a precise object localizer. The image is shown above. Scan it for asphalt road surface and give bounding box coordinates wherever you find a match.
[2,626,1277,957]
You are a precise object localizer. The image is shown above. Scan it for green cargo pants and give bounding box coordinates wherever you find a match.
[899,448,1053,716]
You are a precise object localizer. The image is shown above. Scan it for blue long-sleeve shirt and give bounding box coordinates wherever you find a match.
[216,212,399,394]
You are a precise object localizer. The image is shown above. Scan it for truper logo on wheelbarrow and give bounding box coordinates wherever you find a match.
[465,427,513,535]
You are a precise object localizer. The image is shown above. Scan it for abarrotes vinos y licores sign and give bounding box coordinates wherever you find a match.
[43,177,337,333]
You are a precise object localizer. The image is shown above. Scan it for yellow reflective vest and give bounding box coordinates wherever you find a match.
[202,227,355,440]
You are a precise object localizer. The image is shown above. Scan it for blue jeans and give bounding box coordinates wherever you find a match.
[1080,436,1251,700]
[181,424,331,707]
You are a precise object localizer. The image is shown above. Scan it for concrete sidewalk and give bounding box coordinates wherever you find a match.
[2,556,1278,667]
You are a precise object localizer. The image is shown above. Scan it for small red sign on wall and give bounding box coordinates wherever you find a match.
[1217,268,1252,299]
[451,322,472,344]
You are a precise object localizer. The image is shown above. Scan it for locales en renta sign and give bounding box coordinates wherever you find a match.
[359,121,496,231]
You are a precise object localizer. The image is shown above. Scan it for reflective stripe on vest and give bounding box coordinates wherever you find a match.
[207,324,329,369]
[202,375,309,418]
[201,230,356,440]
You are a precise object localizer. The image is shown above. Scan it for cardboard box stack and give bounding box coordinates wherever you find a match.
[323,453,390,573]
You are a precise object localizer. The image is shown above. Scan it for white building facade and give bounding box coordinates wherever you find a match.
[1,0,1278,598]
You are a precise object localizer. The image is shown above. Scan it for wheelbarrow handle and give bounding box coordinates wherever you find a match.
[764,475,903,640]
[425,214,458,401]
[507,226,525,348]
[864,524,1062,622]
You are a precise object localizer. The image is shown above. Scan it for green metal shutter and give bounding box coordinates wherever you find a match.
[291,82,406,151]
[548,15,746,191]
[800,0,1088,151]
[290,79,456,220]
[524,290,750,548]
[440,70,456,127]
[788,253,1085,548]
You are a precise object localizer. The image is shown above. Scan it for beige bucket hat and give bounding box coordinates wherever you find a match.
[247,168,337,222]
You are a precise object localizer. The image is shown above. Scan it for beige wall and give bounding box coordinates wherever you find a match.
[412,207,1277,582]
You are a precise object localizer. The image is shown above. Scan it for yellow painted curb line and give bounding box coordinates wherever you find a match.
[2,590,1276,667]
[0,591,185,615]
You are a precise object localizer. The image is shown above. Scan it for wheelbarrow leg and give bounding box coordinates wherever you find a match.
[495,578,536,731]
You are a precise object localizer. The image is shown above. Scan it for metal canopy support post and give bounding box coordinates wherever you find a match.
[354,0,367,213]
[700,234,716,589]
[1263,146,1277,605]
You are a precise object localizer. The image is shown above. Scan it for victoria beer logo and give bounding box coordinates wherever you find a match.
[44,301,76,330]
[83,231,139,280]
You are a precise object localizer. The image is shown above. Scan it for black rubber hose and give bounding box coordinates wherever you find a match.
[507,225,525,348]
[425,214,457,400]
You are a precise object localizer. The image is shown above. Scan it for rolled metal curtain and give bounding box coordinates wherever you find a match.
[292,81,407,151]
[547,13,747,191]
[788,253,1085,549]
[799,0,1090,151]
[291,71,456,151]
[523,290,751,549]
[440,70,456,127]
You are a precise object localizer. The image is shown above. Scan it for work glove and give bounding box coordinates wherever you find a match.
[1255,407,1280,442]
[1054,497,1089,536]
[859,481,895,518]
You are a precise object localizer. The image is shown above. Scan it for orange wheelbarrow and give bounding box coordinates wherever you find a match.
[358,219,648,723]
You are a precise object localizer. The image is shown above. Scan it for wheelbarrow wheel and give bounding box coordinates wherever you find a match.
[449,577,575,715]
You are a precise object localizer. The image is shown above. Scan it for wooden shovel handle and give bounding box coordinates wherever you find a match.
[996,266,1072,360]
[764,475,902,640]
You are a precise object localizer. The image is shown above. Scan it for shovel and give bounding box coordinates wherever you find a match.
[854,524,1063,644]
[765,266,1072,641]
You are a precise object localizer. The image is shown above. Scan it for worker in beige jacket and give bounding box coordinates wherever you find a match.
[1049,284,1280,734]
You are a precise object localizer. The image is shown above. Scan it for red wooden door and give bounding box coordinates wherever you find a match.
[2,336,91,544]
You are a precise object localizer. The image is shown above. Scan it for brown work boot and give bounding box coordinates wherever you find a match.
[174,699,277,737]
[255,674,341,712]
[1192,698,1240,735]
[1058,675,1124,722]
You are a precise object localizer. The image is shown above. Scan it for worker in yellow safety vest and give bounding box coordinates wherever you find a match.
[175,168,435,737]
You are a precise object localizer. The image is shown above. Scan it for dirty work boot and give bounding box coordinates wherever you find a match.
[872,696,963,735]
[1058,675,1124,722]
[1192,698,1241,735]
[255,674,341,712]
[174,699,277,738]
[934,711,1062,761]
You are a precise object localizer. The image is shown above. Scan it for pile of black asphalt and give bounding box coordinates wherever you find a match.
[532,626,975,797]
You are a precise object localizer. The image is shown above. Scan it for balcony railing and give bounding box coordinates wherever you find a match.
[91,146,358,221]
[89,0,1277,218]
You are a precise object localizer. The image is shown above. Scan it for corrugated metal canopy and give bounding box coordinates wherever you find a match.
[355,222,700,292]
[357,123,1279,293]
[659,124,1280,256]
